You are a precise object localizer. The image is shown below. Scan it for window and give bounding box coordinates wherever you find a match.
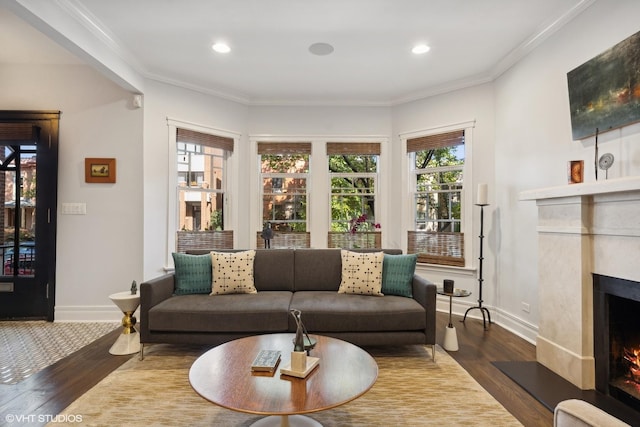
[407,130,465,266]
[328,142,380,248]
[175,128,233,251]
[258,142,311,248]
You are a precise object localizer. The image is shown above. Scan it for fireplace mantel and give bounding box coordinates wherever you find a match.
[520,176,640,390]
[520,176,640,201]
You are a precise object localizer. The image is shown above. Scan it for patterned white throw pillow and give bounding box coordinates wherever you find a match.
[210,250,257,295]
[338,250,384,296]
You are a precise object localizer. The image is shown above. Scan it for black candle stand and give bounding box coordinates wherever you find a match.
[462,203,492,330]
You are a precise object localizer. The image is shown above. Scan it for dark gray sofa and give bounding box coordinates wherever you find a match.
[139,249,436,359]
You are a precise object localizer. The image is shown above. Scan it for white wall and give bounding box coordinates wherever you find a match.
[493,0,640,341]
[0,64,144,321]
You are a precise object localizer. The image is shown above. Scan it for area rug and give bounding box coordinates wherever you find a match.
[0,321,118,385]
[51,343,521,426]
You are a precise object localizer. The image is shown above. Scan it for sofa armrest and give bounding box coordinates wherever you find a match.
[412,274,437,346]
[554,399,630,427]
[140,273,175,342]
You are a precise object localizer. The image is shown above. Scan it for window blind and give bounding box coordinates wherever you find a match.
[326,142,380,155]
[407,130,464,153]
[0,123,39,143]
[177,128,234,152]
[407,231,465,267]
[257,142,312,155]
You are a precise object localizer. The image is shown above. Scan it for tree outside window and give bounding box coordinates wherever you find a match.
[329,154,378,232]
[259,145,309,233]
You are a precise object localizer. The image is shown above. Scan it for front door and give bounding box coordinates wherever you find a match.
[0,111,59,320]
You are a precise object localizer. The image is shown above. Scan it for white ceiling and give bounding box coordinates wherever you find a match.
[1,0,593,106]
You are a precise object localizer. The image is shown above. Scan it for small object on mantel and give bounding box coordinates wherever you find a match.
[130,280,137,295]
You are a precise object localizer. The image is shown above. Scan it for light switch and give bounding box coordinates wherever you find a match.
[61,203,87,215]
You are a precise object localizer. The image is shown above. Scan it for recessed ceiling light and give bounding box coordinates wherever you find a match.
[309,42,334,56]
[412,44,430,54]
[212,42,231,53]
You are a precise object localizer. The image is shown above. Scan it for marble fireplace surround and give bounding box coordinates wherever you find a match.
[520,176,640,390]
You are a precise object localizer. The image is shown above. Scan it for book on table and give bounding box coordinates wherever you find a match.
[251,350,281,372]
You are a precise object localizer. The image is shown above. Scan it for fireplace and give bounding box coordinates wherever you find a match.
[594,274,640,412]
[520,177,640,390]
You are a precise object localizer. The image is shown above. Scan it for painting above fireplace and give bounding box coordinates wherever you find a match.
[567,30,640,140]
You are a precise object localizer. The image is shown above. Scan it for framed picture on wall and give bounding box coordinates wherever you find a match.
[85,158,116,183]
[567,30,640,140]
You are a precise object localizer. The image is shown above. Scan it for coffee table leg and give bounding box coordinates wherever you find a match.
[251,414,322,427]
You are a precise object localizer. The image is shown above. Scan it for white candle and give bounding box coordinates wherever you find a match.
[477,183,488,205]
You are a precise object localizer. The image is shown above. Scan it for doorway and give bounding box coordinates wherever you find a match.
[0,111,59,320]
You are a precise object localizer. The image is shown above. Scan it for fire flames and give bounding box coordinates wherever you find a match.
[624,347,640,383]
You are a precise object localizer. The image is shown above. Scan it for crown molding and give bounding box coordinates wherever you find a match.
[490,0,596,80]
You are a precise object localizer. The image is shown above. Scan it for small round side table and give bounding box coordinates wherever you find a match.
[437,287,471,352]
[108,291,140,355]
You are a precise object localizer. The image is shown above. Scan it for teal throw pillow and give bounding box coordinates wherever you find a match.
[382,253,417,297]
[172,252,212,295]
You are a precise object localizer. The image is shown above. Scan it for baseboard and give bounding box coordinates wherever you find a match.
[54,305,139,322]
[436,299,538,344]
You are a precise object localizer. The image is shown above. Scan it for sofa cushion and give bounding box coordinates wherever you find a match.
[210,250,257,295]
[290,291,426,332]
[148,291,293,333]
[338,250,384,296]
[172,252,212,295]
[253,249,295,292]
[293,249,403,292]
[381,253,418,297]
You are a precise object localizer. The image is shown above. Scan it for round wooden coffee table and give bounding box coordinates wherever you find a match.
[189,333,378,427]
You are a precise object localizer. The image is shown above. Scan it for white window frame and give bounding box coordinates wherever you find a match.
[400,120,475,269]
[329,168,380,232]
[166,118,240,265]
[249,135,388,249]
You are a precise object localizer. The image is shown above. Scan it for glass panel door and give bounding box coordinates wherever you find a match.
[1,144,37,277]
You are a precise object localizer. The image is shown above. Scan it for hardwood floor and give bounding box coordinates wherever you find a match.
[0,313,552,426]
[436,312,553,427]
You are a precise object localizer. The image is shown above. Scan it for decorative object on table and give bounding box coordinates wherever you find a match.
[443,279,454,294]
[290,309,306,371]
[260,222,274,248]
[438,287,472,351]
[280,355,320,378]
[567,30,640,141]
[85,157,116,183]
[568,160,584,184]
[463,184,492,330]
[250,349,281,373]
[130,280,137,295]
[598,153,614,180]
[284,309,319,377]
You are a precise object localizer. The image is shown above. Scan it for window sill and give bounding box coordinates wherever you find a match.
[415,262,477,277]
